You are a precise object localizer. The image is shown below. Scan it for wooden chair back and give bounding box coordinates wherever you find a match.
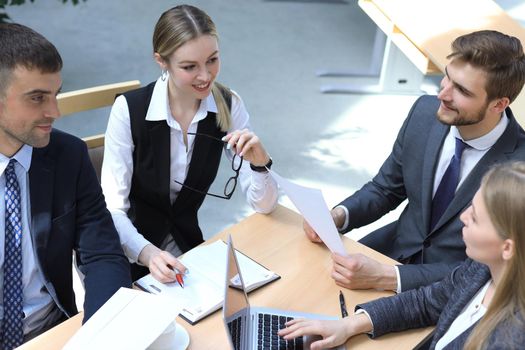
[57,80,141,181]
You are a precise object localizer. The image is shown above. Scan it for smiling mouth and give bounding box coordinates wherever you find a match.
[441,102,458,113]
[193,82,210,91]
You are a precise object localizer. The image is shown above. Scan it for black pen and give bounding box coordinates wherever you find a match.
[339,290,348,318]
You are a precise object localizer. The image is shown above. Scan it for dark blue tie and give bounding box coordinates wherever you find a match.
[430,138,468,230]
[2,159,24,349]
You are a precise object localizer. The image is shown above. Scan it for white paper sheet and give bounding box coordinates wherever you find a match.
[63,288,182,350]
[269,170,347,256]
[135,240,279,323]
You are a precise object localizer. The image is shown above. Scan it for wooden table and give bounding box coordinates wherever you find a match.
[18,205,433,349]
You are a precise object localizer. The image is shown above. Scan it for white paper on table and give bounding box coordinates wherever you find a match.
[63,287,182,350]
[269,170,347,256]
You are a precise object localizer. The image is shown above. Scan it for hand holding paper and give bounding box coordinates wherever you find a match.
[269,170,347,256]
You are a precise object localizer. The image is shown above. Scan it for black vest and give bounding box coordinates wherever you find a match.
[124,81,231,280]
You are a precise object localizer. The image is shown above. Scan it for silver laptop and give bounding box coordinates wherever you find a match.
[222,235,344,350]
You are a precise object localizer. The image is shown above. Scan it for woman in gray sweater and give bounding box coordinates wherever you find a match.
[280,161,525,349]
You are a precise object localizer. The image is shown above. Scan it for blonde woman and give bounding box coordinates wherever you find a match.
[101,5,277,282]
[280,161,525,349]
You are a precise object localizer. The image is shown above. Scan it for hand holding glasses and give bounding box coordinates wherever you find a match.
[174,132,243,200]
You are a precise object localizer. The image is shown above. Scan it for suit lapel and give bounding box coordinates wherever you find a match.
[433,263,491,343]
[431,109,519,232]
[29,148,55,267]
[421,122,449,233]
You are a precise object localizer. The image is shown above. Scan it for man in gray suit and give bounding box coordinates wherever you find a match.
[304,30,525,292]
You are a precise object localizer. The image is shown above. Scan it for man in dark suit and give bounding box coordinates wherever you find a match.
[304,30,525,292]
[0,23,131,348]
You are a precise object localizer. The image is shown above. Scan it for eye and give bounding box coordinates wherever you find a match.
[181,65,196,71]
[30,95,45,103]
[455,85,473,97]
[208,57,219,64]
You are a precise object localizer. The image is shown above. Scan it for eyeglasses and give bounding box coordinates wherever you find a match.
[174,132,243,200]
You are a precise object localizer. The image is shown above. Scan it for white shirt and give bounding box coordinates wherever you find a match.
[0,146,59,336]
[101,76,278,262]
[435,280,490,350]
[432,112,509,197]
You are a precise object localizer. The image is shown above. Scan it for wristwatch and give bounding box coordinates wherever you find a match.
[250,157,273,172]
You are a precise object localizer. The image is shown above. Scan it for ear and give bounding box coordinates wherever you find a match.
[501,238,514,261]
[153,52,168,70]
[490,97,510,114]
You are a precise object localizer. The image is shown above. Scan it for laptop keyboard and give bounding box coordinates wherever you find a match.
[228,316,243,350]
[228,314,303,349]
[257,313,303,350]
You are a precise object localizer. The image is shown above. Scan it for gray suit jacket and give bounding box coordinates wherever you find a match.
[340,95,525,290]
[357,259,525,349]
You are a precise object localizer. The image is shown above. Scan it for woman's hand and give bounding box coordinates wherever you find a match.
[138,244,187,283]
[222,129,270,167]
[278,318,352,350]
[278,314,372,350]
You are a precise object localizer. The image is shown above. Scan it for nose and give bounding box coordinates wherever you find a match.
[45,97,61,119]
[437,77,452,101]
[197,66,210,81]
[459,205,471,225]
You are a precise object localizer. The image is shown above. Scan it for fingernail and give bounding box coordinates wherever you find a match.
[226,143,231,150]
[221,136,227,141]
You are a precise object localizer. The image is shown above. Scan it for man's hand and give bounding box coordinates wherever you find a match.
[331,253,397,291]
[303,219,323,243]
[138,244,187,283]
[303,207,347,243]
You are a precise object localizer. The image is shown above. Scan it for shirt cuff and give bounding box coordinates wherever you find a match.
[354,309,374,335]
[250,169,271,187]
[394,265,402,293]
[111,211,152,264]
[334,205,349,232]
[245,170,278,214]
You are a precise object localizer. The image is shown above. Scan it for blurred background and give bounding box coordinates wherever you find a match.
[3,0,525,242]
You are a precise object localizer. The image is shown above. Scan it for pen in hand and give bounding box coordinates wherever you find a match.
[339,290,348,318]
[168,264,189,288]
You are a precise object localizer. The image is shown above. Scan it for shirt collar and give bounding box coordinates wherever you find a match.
[451,110,509,151]
[0,144,33,175]
[145,74,218,129]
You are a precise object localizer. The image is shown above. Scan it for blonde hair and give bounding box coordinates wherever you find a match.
[464,162,525,349]
[152,5,231,131]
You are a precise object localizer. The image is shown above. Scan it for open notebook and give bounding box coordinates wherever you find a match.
[135,239,280,324]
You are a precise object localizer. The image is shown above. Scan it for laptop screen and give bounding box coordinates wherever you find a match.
[223,235,250,318]
[223,235,251,350]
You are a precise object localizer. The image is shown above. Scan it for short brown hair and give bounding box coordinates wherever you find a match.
[448,30,525,103]
[0,23,62,99]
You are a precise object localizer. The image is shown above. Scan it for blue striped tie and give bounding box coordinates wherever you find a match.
[2,159,24,349]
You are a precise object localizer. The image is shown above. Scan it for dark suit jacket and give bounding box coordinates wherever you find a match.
[340,95,525,290]
[357,259,525,349]
[29,130,131,322]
